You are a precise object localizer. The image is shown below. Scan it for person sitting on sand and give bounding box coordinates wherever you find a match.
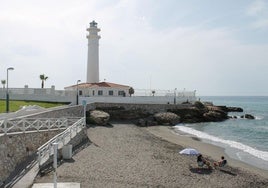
[214,156,227,167]
[197,154,204,167]
[197,154,212,169]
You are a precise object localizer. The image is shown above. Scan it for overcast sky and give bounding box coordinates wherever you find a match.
[1,0,268,96]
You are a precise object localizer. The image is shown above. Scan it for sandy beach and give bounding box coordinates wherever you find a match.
[34,123,268,188]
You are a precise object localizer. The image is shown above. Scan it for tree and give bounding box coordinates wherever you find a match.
[152,90,155,96]
[1,80,6,88]
[129,87,134,97]
[39,74,48,88]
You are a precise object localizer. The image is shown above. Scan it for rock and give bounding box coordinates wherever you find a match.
[168,107,206,123]
[245,114,255,119]
[226,107,243,112]
[203,110,227,122]
[214,106,243,112]
[136,118,158,127]
[194,101,206,109]
[154,112,180,125]
[136,119,146,127]
[88,110,110,125]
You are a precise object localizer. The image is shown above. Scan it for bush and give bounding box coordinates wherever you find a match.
[194,101,205,109]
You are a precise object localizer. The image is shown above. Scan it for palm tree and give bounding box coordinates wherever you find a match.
[1,80,6,88]
[129,87,134,97]
[39,74,48,88]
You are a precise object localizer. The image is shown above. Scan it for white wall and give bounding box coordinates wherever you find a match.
[0,88,76,104]
[79,95,196,105]
[0,87,197,105]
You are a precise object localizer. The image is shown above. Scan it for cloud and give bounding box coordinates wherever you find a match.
[247,0,268,29]
[247,0,266,16]
[0,0,268,96]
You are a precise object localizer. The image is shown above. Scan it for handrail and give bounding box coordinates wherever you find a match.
[37,117,85,167]
[0,117,81,135]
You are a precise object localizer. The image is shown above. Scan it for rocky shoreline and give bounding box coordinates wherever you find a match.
[87,101,254,126]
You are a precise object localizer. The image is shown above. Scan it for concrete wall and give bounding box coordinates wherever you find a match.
[93,102,192,113]
[0,130,62,182]
[0,87,196,106]
[24,105,85,119]
[0,105,89,184]
[80,95,196,105]
[0,87,75,104]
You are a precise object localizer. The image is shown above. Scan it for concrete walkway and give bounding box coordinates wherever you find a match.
[32,183,80,188]
[12,163,39,188]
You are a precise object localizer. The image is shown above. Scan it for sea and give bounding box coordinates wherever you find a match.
[173,96,268,171]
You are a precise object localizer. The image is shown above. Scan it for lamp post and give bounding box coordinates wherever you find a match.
[174,88,177,105]
[53,143,58,188]
[6,67,14,113]
[76,80,81,105]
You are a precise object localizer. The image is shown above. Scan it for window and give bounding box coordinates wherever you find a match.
[109,90,113,96]
[92,90,95,96]
[118,90,125,96]
[98,90,103,96]
[79,90,82,96]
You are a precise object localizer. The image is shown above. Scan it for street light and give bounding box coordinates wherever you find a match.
[6,67,14,113]
[76,80,81,105]
[174,88,177,105]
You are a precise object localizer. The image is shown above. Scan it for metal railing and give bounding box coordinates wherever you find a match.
[37,117,85,167]
[0,118,82,135]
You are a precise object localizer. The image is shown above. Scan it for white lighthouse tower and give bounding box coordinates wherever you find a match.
[86,20,101,83]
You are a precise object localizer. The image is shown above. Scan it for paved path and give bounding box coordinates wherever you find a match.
[32,183,80,188]
[12,163,39,188]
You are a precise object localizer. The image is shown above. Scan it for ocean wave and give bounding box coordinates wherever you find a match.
[175,126,268,161]
[255,116,264,120]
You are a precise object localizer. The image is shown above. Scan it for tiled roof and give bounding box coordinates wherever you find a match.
[65,82,130,89]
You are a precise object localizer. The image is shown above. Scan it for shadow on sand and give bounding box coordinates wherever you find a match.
[87,123,114,128]
[219,169,237,176]
[189,166,213,175]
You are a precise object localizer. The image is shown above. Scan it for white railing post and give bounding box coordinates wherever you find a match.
[37,119,40,132]
[4,119,7,135]
[65,118,68,128]
[23,119,25,133]
[48,119,51,131]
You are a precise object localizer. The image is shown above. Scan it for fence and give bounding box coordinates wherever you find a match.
[0,118,82,135]
[37,117,85,167]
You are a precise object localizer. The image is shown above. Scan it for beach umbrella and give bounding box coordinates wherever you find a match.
[179,148,199,155]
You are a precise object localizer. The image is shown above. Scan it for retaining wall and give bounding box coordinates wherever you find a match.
[0,130,61,182]
[93,102,192,113]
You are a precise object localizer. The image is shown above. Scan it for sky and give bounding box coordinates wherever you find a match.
[0,0,268,96]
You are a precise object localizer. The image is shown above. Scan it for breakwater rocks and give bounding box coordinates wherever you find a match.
[90,102,254,126]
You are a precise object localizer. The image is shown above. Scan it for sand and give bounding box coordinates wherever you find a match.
[34,123,268,188]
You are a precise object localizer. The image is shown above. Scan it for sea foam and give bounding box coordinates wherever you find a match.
[175,126,268,162]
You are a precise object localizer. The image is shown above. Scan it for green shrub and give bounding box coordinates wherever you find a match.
[194,101,205,109]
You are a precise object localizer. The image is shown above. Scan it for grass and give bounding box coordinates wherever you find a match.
[0,100,68,113]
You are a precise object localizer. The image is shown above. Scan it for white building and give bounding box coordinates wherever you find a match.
[64,82,131,97]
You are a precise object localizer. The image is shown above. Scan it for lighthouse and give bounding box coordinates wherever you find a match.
[86,20,101,83]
